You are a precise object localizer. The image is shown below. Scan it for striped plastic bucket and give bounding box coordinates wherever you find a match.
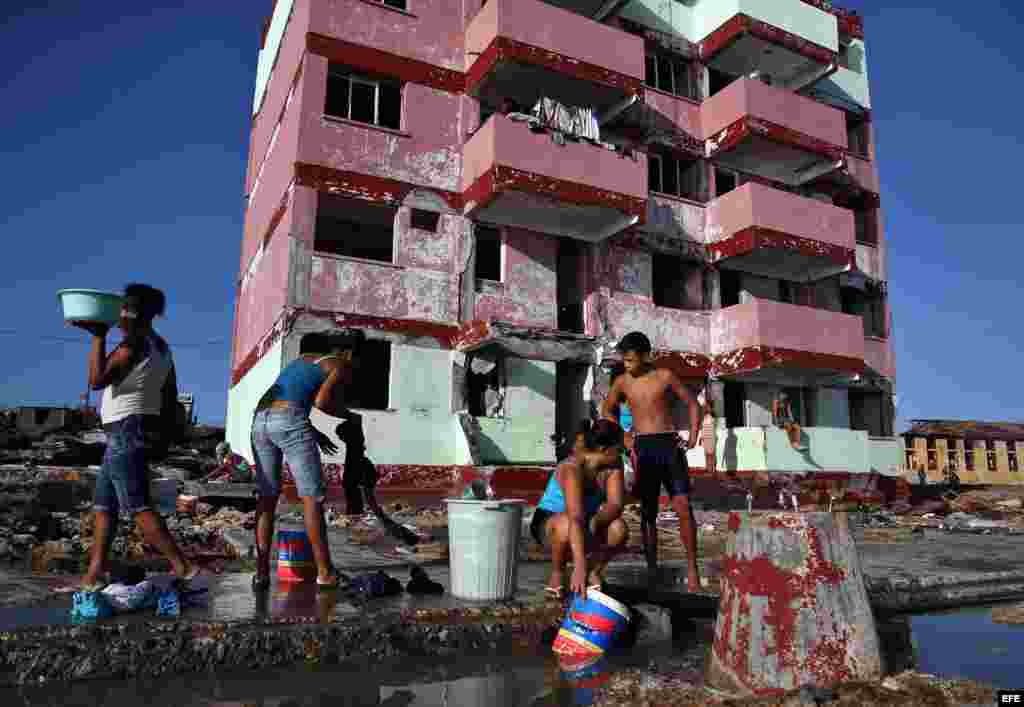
[276,529,316,582]
[552,589,630,656]
[558,654,611,706]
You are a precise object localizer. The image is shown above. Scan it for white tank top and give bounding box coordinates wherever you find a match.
[101,335,173,424]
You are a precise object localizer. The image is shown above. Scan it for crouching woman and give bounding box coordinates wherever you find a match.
[531,419,629,599]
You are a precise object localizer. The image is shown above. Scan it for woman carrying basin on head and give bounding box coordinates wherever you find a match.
[531,418,628,600]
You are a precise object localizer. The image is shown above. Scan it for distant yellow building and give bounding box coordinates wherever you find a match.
[902,419,1023,485]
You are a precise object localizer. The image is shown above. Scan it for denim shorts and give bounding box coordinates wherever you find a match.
[251,407,324,500]
[94,414,153,515]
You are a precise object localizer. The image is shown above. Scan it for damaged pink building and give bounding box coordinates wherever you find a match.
[228,0,900,489]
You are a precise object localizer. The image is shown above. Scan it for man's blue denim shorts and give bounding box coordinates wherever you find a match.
[94,414,153,515]
[251,407,325,500]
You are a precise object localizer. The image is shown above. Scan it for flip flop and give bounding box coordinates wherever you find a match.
[316,567,350,592]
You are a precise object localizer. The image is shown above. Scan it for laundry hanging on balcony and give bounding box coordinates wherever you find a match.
[529,97,601,145]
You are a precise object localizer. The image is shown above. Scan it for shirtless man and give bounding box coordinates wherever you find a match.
[601,331,702,592]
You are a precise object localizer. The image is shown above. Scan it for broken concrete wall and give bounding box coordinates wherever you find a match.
[476,357,557,464]
[474,227,557,328]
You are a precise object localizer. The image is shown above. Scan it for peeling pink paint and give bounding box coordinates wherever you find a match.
[473,227,557,328]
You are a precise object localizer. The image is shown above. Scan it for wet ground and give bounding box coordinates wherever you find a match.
[909,606,1024,690]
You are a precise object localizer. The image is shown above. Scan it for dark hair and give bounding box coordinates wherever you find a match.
[616,331,651,355]
[123,283,166,320]
[578,418,624,450]
[299,333,330,354]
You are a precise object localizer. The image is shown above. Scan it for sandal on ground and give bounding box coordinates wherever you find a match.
[79,579,109,594]
[252,573,271,592]
[316,567,350,591]
[543,586,564,600]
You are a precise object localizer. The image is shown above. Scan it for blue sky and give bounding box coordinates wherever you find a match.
[1,1,1021,429]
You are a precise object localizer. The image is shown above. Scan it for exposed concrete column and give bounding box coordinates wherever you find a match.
[458,220,477,323]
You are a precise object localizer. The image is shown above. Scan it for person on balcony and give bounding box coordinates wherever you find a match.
[772,391,805,450]
[700,390,718,476]
[531,419,628,600]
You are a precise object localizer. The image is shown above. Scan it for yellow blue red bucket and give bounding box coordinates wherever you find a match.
[552,589,630,656]
[276,529,316,582]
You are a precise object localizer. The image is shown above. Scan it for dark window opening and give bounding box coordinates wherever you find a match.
[347,339,391,410]
[715,169,737,197]
[645,52,696,100]
[557,238,584,333]
[708,68,734,97]
[720,269,741,308]
[841,286,886,338]
[723,381,745,428]
[314,193,396,263]
[325,65,402,130]
[474,225,502,283]
[846,115,870,157]
[467,355,503,418]
[965,449,975,471]
[1010,442,1019,472]
[34,409,50,426]
[854,208,878,245]
[648,151,702,201]
[410,208,440,232]
[849,391,891,437]
[380,0,407,9]
[652,255,701,310]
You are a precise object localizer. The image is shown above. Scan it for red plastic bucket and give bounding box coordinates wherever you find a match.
[276,529,316,582]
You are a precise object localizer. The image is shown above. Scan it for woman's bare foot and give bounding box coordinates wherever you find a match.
[587,569,605,590]
[546,569,564,595]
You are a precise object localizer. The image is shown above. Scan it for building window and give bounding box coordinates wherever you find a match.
[715,168,737,197]
[986,440,997,471]
[652,256,702,310]
[854,208,878,246]
[841,286,886,338]
[648,151,702,201]
[325,65,402,131]
[849,391,891,438]
[474,225,502,283]
[314,193,396,262]
[378,0,407,9]
[1010,442,1019,472]
[645,52,696,100]
[410,208,440,232]
[965,447,975,471]
[847,115,870,158]
[347,339,391,410]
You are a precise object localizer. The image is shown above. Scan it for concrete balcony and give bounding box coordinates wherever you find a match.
[702,78,847,186]
[697,0,839,91]
[711,298,865,377]
[864,336,895,380]
[705,181,855,281]
[464,0,644,115]
[462,113,647,241]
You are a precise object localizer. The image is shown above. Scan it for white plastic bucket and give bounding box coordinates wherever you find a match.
[445,499,526,601]
[150,478,178,515]
[57,289,123,325]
